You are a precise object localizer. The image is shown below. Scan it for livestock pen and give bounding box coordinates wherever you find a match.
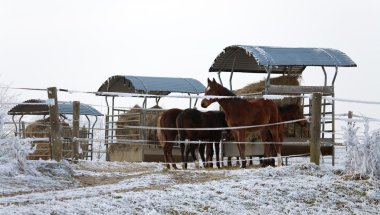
[207,45,357,165]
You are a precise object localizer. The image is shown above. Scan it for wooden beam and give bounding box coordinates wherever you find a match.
[72,101,80,162]
[47,87,62,161]
[310,92,322,165]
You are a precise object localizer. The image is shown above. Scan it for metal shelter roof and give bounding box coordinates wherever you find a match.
[209,45,357,74]
[8,99,103,116]
[97,75,206,95]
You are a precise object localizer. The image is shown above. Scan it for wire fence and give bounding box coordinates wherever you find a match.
[2,85,380,165]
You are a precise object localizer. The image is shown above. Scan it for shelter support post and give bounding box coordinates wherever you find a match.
[72,101,80,163]
[90,115,98,160]
[21,121,25,138]
[47,87,63,162]
[105,96,110,161]
[310,92,322,165]
[11,115,17,137]
[217,71,223,86]
[264,66,272,94]
[229,56,236,90]
[321,66,327,86]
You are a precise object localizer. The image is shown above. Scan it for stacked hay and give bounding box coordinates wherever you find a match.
[234,75,300,105]
[144,105,165,144]
[110,105,164,154]
[234,75,308,140]
[78,125,89,159]
[25,117,72,160]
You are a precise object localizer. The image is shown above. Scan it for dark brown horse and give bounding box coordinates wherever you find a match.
[201,78,281,168]
[263,103,308,166]
[176,108,228,169]
[157,108,182,169]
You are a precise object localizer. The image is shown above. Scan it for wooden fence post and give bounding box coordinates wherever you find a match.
[310,92,322,165]
[72,101,80,162]
[47,87,62,161]
[348,111,353,125]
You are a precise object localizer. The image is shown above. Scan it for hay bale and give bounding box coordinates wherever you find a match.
[110,105,164,154]
[234,75,307,141]
[144,105,164,144]
[25,117,72,160]
[115,104,142,142]
[234,75,300,105]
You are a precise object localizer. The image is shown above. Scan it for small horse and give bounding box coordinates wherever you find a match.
[157,108,183,169]
[263,103,308,166]
[176,108,228,169]
[201,78,281,168]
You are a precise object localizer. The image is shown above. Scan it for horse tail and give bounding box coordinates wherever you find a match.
[156,113,166,147]
[175,112,184,139]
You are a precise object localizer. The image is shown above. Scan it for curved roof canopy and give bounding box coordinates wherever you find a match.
[209,45,357,74]
[8,99,103,116]
[97,75,205,96]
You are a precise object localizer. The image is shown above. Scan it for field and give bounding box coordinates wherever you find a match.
[0,146,379,214]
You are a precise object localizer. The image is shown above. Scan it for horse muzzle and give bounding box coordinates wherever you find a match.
[201,99,211,108]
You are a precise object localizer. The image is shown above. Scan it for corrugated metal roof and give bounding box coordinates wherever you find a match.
[8,99,103,116]
[209,45,357,74]
[97,75,205,95]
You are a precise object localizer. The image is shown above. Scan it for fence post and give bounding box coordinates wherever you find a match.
[72,101,80,163]
[47,87,62,161]
[348,111,353,125]
[310,92,322,165]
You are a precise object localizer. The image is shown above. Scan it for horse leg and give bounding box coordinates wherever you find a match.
[180,142,186,169]
[269,144,276,167]
[276,143,283,167]
[163,144,170,169]
[189,144,199,168]
[261,129,274,167]
[215,142,220,168]
[168,143,177,169]
[237,130,246,168]
[198,143,207,168]
[270,124,282,167]
[205,143,214,168]
[262,144,271,167]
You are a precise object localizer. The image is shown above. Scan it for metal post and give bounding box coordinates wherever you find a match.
[264,66,272,94]
[105,96,110,161]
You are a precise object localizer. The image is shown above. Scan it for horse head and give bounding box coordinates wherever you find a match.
[201,78,220,108]
[295,104,308,127]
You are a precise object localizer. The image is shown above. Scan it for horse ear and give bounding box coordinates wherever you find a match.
[207,78,211,84]
[212,78,216,83]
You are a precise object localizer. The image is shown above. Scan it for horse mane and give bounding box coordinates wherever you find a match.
[219,84,236,97]
[278,103,299,114]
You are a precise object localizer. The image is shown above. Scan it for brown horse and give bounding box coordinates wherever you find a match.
[263,103,308,166]
[176,108,228,169]
[157,108,182,169]
[201,78,281,168]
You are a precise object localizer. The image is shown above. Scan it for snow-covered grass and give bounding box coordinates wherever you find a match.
[0,111,379,214]
[0,147,379,214]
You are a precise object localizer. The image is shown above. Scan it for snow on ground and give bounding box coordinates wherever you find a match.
[0,146,379,215]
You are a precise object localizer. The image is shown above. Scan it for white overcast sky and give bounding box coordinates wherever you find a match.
[1,0,380,123]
